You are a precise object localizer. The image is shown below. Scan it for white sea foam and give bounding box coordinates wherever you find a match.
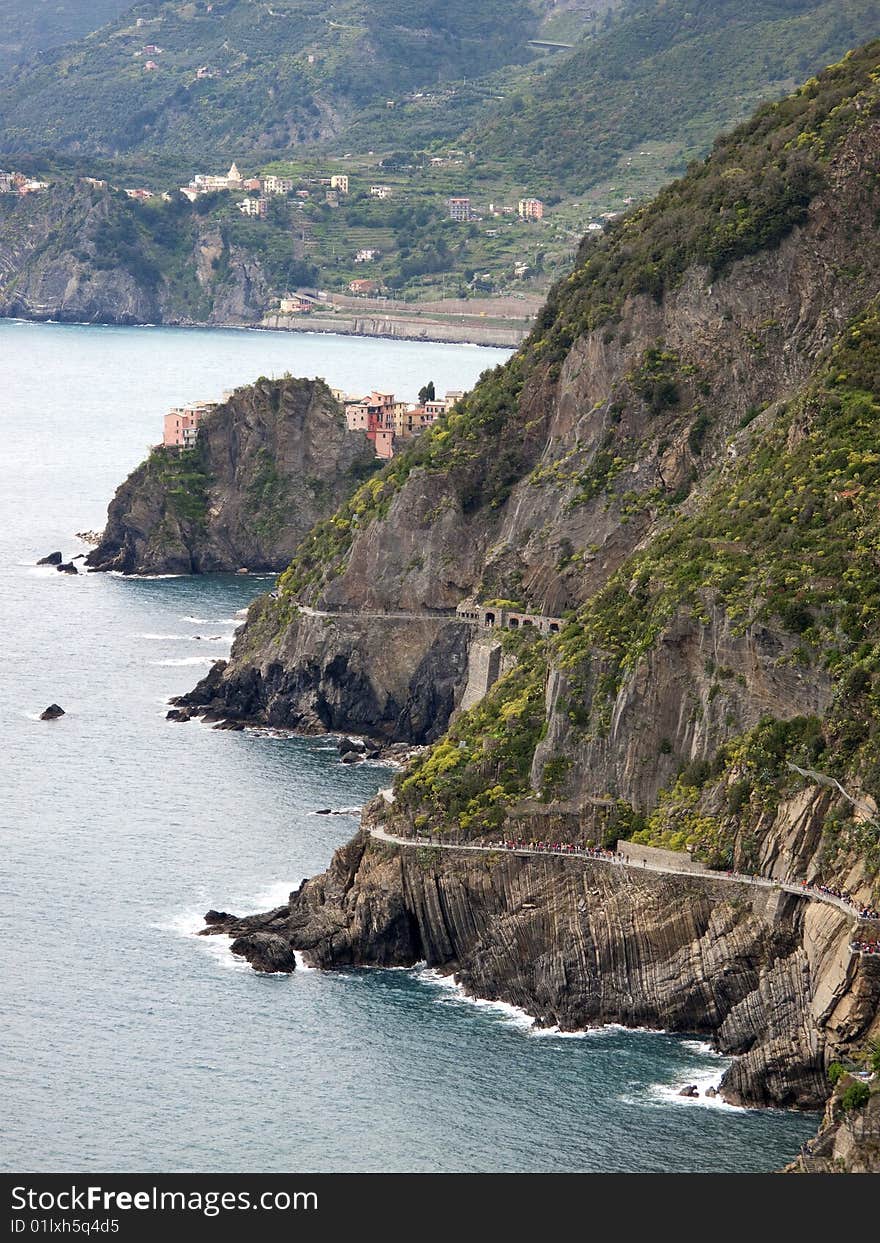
[244,879,301,910]
[182,616,239,625]
[109,570,183,579]
[644,1068,746,1112]
[149,656,216,666]
[136,632,192,640]
[414,966,536,1032]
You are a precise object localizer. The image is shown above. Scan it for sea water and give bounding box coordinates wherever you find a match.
[0,320,817,1172]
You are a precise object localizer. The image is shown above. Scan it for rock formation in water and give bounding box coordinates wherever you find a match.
[188,48,880,1167]
[86,376,377,575]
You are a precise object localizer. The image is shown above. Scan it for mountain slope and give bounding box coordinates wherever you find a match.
[0,0,543,157]
[0,2,130,71]
[178,49,880,1150]
[474,0,880,193]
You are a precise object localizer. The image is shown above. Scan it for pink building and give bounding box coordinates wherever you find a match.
[162,403,215,448]
[344,403,370,432]
[372,429,394,459]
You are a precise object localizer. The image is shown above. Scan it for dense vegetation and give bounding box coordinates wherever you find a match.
[474,0,879,193]
[272,43,879,607]
[386,301,880,884]
[0,0,541,157]
[536,39,880,352]
[0,2,127,71]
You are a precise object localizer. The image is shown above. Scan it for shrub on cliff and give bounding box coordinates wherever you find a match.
[841,1080,871,1111]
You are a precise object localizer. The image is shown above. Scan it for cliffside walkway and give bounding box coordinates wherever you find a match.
[367,825,876,928]
[296,605,456,622]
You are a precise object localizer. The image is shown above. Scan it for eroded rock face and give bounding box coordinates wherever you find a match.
[86,377,377,575]
[0,183,274,326]
[190,118,880,748]
[206,828,880,1114]
[180,612,469,744]
[230,932,297,973]
[787,1076,880,1172]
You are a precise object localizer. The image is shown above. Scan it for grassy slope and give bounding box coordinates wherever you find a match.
[0,2,128,70]
[0,0,541,156]
[473,0,880,194]
[267,45,880,890]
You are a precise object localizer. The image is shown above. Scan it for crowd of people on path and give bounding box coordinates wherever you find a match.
[495,839,620,859]
[409,831,879,923]
[850,939,880,955]
[797,879,879,920]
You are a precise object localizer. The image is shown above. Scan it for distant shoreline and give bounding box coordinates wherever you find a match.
[0,310,525,351]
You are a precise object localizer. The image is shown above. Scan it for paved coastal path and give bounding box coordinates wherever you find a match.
[367,824,877,934]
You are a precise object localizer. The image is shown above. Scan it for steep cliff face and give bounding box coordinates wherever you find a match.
[190,50,880,1166]
[0,182,273,325]
[203,819,879,1115]
[0,182,162,324]
[188,45,880,745]
[87,377,377,575]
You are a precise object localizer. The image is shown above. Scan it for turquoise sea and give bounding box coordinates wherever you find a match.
[0,320,817,1172]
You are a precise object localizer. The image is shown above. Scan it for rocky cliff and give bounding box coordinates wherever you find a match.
[188,44,880,744]
[203,813,879,1115]
[87,376,377,575]
[189,48,880,1168]
[0,181,273,325]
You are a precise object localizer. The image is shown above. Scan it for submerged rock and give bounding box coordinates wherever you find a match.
[40,704,65,720]
[37,551,62,565]
[230,932,297,973]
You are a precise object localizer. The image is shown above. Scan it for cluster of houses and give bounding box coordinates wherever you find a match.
[177,163,351,219]
[333,388,463,460]
[0,170,48,196]
[160,387,461,461]
[446,196,545,223]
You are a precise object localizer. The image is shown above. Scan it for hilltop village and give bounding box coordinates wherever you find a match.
[162,384,462,460]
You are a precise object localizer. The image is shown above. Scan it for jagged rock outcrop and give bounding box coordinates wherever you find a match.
[202,825,879,1115]
[0,182,274,325]
[787,1079,880,1172]
[86,377,377,574]
[189,53,880,744]
[179,610,468,743]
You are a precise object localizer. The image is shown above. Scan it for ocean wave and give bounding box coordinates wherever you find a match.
[136,632,193,640]
[182,616,239,625]
[109,570,184,579]
[414,966,536,1032]
[640,1069,744,1112]
[148,656,216,666]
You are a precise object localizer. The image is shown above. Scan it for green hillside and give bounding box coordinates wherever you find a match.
[0,3,131,70]
[0,0,543,157]
[473,0,880,193]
